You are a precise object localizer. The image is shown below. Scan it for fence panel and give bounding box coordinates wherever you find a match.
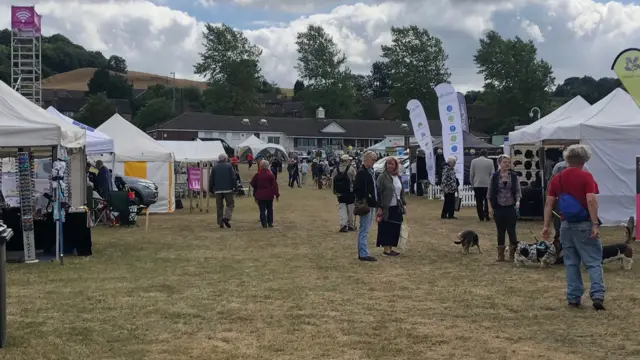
[426,185,476,207]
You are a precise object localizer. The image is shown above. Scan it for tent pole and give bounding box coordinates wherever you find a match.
[205,162,210,213]
[199,162,204,212]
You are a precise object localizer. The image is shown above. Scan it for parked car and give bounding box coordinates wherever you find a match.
[115,175,159,208]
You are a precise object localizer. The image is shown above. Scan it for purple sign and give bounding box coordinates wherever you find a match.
[11,6,42,36]
[187,167,201,191]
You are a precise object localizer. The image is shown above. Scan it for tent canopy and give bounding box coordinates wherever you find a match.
[237,135,288,161]
[432,131,499,149]
[159,140,225,162]
[508,96,590,145]
[46,107,113,154]
[0,80,85,148]
[367,140,386,151]
[97,114,172,162]
[540,89,636,142]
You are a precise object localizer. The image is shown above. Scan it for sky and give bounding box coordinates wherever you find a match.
[1,0,639,93]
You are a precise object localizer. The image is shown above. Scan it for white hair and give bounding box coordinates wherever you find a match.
[565,144,591,166]
[259,160,270,169]
[447,156,456,165]
[218,153,228,162]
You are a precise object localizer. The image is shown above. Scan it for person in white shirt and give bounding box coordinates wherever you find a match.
[410,160,418,194]
[469,149,496,221]
[300,160,309,185]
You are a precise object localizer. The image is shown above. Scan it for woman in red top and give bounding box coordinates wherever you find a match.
[250,160,280,228]
[231,155,239,172]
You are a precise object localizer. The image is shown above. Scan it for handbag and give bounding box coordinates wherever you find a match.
[398,223,410,251]
[454,192,462,212]
[353,171,371,216]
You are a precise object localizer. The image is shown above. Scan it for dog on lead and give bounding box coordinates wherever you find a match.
[514,240,562,268]
[601,216,634,270]
[454,230,482,254]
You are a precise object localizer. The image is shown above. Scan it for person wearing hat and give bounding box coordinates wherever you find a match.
[333,154,357,232]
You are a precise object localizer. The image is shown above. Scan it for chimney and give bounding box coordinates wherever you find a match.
[241,118,250,125]
[259,119,267,126]
[316,106,325,119]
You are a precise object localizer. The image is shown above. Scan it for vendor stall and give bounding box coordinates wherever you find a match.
[97,114,175,213]
[0,80,89,263]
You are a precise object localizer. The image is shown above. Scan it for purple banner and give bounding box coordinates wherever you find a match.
[11,6,41,36]
[187,167,201,190]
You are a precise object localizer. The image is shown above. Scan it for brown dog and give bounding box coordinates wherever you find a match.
[454,230,482,254]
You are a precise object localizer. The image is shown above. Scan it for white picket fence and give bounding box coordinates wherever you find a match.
[425,185,476,207]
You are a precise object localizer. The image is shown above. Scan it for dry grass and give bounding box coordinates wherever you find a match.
[4,166,640,359]
[43,68,208,91]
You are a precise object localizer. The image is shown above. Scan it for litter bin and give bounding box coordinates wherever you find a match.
[0,220,13,348]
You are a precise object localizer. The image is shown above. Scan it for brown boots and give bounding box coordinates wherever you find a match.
[496,246,516,262]
[496,246,505,262]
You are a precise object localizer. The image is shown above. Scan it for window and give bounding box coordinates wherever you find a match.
[231,133,242,140]
[267,136,280,144]
[218,132,227,139]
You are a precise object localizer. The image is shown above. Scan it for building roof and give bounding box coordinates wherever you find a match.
[149,113,444,138]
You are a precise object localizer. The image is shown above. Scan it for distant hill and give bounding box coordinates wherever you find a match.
[43,67,208,91]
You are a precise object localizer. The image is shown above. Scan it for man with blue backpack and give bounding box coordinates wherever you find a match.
[542,144,605,311]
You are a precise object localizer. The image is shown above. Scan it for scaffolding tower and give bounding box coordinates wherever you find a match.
[11,29,42,106]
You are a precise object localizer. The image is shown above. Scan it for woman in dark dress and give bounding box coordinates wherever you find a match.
[440,157,458,219]
[376,157,406,256]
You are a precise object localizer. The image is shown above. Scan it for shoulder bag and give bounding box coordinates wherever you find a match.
[353,171,371,216]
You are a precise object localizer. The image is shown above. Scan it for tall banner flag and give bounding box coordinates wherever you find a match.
[435,83,464,186]
[407,100,436,185]
[457,92,469,131]
[612,48,640,106]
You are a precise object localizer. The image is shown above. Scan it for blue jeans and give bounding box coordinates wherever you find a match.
[357,212,373,258]
[560,221,605,303]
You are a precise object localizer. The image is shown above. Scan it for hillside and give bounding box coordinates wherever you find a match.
[43,67,208,91]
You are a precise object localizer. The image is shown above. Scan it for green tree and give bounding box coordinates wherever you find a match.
[106,74,133,99]
[295,25,358,118]
[368,61,391,98]
[133,98,173,130]
[203,59,262,116]
[76,94,116,128]
[292,79,305,101]
[87,68,110,95]
[553,76,622,104]
[381,26,450,120]
[194,23,262,83]
[107,55,127,73]
[474,30,555,132]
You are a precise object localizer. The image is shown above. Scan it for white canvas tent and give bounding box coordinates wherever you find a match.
[0,80,85,148]
[237,135,288,161]
[367,140,386,151]
[158,140,225,162]
[539,88,640,225]
[97,114,175,213]
[508,96,590,145]
[46,107,114,154]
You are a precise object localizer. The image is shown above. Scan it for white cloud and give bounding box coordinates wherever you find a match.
[0,0,638,93]
[521,19,545,42]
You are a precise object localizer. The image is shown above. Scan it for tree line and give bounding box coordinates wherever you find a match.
[0,26,624,135]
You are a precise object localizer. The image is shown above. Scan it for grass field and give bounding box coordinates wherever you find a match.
[3,167,640,360]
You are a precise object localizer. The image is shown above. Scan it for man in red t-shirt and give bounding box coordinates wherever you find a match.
[542,144,605,310]
[247,153,254,169]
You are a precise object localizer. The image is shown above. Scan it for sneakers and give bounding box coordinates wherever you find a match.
[339,226,348,233]
[383,251,399,257]
[358,256,377,262]
[222,218,231,228]
[347,226,356,231]
[592,299,606,311]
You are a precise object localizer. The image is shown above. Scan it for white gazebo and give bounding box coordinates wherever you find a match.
[237,135,288,161]
[159,140,225,162]
[46,107,114,155]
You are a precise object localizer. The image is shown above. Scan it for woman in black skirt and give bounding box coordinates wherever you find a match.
[376,157,407,256]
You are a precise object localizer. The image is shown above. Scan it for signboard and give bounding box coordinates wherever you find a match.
[11,6,41,36]
[435,83,464,186]
[187,167,201,191]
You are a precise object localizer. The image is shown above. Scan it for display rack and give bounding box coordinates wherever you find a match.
[17,152,37,263]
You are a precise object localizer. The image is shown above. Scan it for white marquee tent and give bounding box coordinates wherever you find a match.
[46,107,114,155]
[237,135,288,161]
[539,88,640,225]
[508,96,590,145]
[97,114,175,213]
[158,140,225,162]
[0,80,85,148]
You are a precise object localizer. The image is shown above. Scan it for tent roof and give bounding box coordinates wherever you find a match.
[432,131,499,149]
[238,134,266,147]
[97,114,172,161]
[0,80,85,148]
[46,107,113,154]
[540,88,640,141]
[159,140,225,162]
[508,96,590,145]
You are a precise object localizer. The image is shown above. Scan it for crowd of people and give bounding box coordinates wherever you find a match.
[209,143,606,310]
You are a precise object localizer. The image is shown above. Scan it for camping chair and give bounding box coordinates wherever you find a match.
[90,190,111,227]
[109,191,136,227]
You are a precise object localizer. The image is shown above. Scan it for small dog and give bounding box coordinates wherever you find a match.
[601,216,634,270]
[514,240,561,268]
[454,230,482,254]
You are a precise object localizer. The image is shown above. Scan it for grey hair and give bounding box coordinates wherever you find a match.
[564,144,591,166]
[218,153,228,162]
[363,151,377,161]
[447,156,456,165]
[259,160,270,169]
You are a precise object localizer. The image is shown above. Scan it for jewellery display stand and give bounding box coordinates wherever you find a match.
[17,152,37,263]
